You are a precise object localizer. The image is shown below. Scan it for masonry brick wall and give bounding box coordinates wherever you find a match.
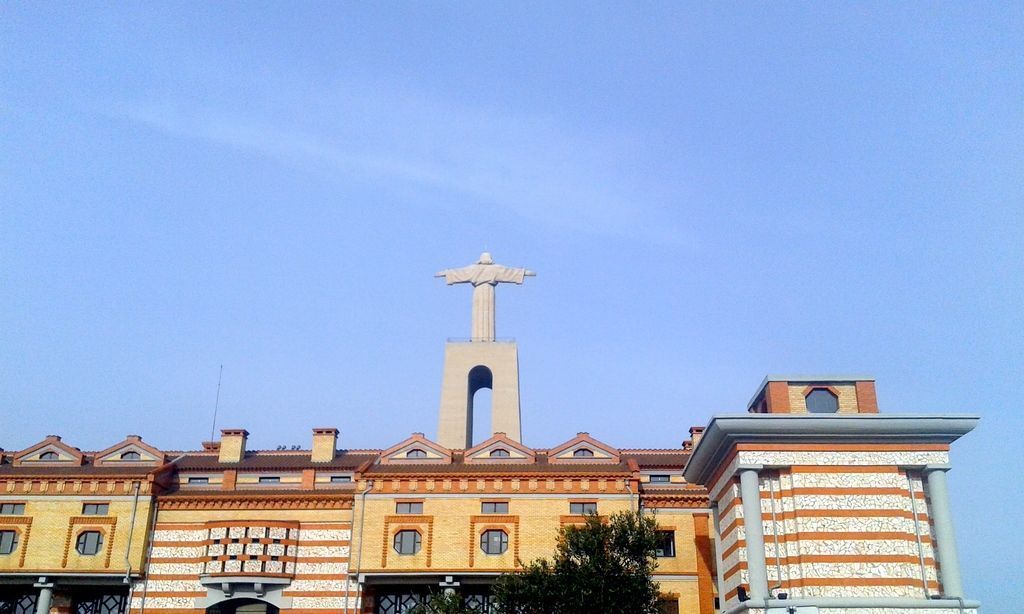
[0,482,154,574]
[710,446,954,610]
[131,507,356,612]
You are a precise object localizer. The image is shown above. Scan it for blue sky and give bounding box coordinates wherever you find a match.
[2,3,1021,606]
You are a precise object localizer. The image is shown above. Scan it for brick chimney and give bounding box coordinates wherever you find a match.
[219,429,248,464]
[311,427,338,463]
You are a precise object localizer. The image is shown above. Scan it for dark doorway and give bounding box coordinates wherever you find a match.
[206,599,280,614]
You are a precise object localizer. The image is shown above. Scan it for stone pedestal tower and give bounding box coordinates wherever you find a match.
[435,253,534,449]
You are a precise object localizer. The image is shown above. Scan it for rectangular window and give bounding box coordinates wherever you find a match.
[187,477,209,485]
[482,502,509,514]
[396,502,423,514]
[569,502,597,515]
[0,530,18,554]
[330,475,352,483]
[82,503,109,516]
[0,503,25,515]
[258,477,281,484]
[657,598,679,614]
[655,530,675,557]
[649,474,671,483]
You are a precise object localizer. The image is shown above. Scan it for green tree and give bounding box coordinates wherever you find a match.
[493,510,662,614]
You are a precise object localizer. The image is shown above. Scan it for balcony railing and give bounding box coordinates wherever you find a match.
[446,338,516,343]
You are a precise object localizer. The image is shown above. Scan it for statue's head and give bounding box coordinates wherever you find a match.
[478,252,494,265]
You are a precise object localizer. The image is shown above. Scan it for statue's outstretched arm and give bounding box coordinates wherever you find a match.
[435,266,477,284]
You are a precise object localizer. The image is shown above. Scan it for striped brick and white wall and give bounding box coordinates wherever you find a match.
[710,445,974,612]
[130,520,356,612]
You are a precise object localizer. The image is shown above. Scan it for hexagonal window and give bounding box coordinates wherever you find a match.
[805,388,839,413]
[393,530,421,555]
[480,529,508,555]
[76,531,104,556]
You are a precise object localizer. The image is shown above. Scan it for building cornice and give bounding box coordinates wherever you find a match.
[157,492,354,510]
[683,414,979,485]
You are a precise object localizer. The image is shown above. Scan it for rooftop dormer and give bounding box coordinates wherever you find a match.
[548,433,620,463]
[379,433,452,465]
[746,374,878,415]
[12,435,85,466]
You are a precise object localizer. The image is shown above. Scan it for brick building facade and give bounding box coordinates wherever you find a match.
[0,256,979,613]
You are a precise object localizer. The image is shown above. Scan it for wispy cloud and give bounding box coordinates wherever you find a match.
[112,81,688,243]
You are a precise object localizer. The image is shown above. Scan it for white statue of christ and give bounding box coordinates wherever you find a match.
[435,252,535,341]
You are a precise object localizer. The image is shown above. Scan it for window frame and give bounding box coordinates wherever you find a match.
[480,529,509,555]
[329,475,352,484]
[82,503,110,516]
[406,449,427,459]
[0,503,25,515]
[489,449,511,458]
[481,501,509,514]
[258,476,282,484]
[393,530,421,555]
[0,530,18,555]
[75,530,104,556]
[187,477,210,485]
[655,530,676,557]
[38,451,59,461]
[572,448,594,458]
[569,502,597,515]
[648,474,672,484]
[396,502,423,514]
[119,451,142,461]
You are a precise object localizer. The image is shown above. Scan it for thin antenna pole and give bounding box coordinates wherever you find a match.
[209,365,223,442]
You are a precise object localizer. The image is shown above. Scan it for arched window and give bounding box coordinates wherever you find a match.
[489,449,510,458]
[805,388,840,413]
[480,529,508,555]
[393,530,421,555]
[120,451,141,460]
[76,531,103,556]
[406,449,427,459]
[572,448,594,458]
[39,452,59,461]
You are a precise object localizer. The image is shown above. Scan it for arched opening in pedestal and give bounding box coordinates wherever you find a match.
[468,365,493,447]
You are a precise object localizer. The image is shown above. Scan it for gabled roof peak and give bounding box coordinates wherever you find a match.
[464,433,536,464]
[548,433,620,464]
[379,433,452,465]
[12,435,85,467]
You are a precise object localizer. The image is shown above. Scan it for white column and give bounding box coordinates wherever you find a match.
[34,578,53,614]
[925,466,964,598]
[738,468,769,601]
[471,283,495,341]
